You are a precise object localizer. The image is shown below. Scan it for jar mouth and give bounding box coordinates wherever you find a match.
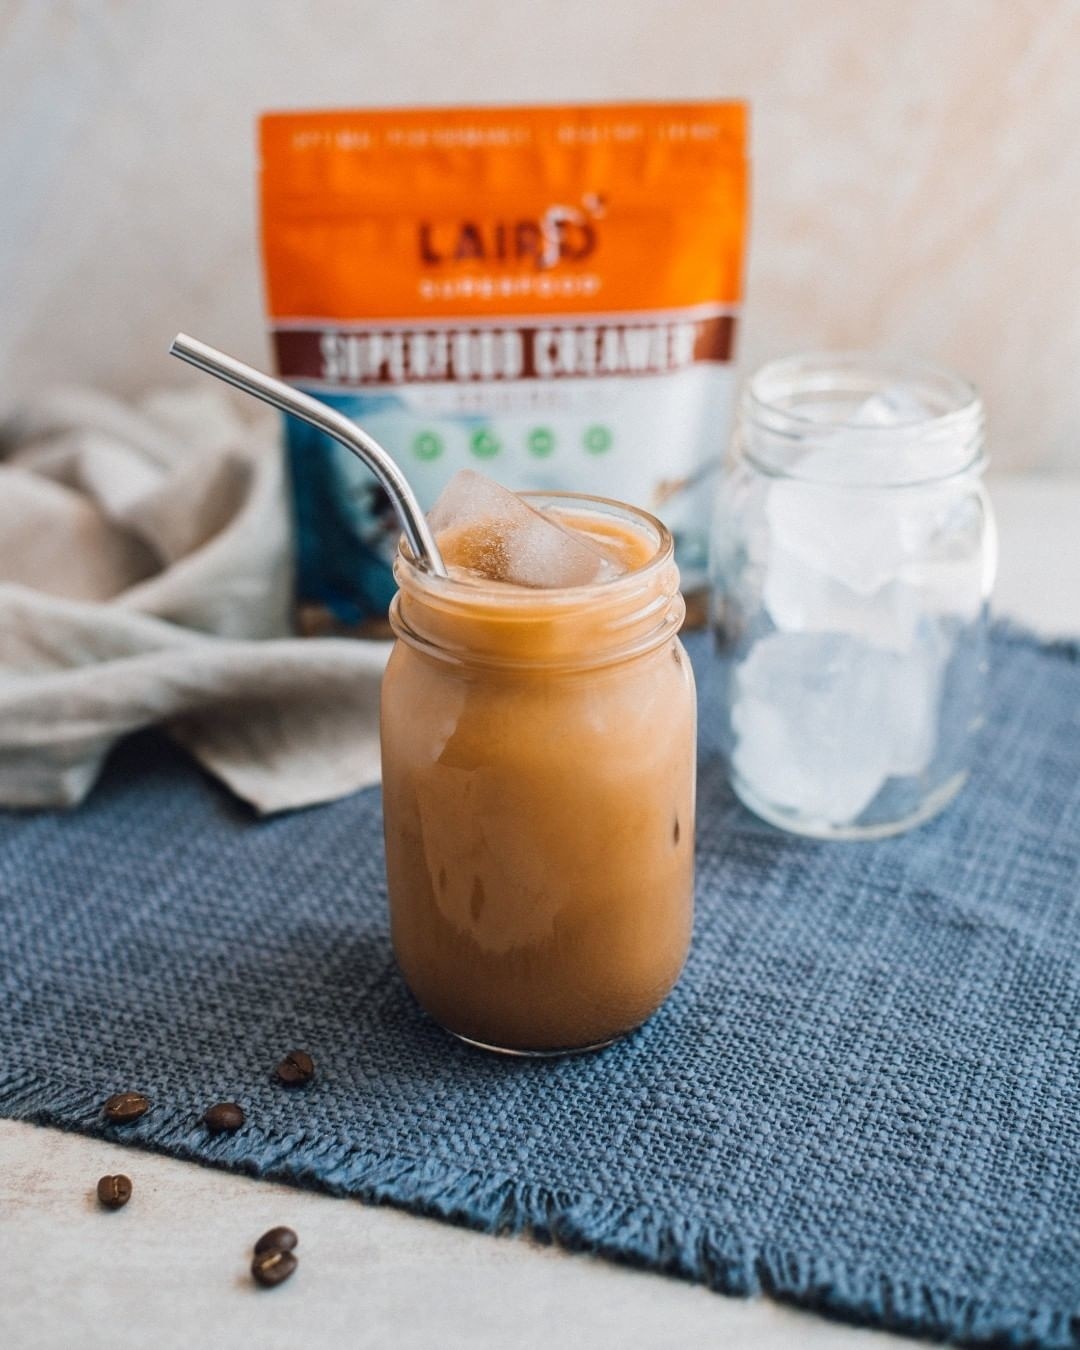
[392,491,683,670]
[742,351,985,487]
[397,490,674,606]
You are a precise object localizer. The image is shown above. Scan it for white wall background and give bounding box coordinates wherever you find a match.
[2,0,1079,471]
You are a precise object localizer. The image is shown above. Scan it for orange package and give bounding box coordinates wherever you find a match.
[260,102,749,632]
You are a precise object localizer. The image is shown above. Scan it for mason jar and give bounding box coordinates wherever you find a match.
[710,353,996,840]
[381,493,696,1055]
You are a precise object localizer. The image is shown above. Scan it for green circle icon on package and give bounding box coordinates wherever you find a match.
[584,424,613,455]
[527,427,556,458]
[469,428,500,459]
[411,431,443,462]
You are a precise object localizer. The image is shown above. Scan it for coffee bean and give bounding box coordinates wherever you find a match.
[96,1174,133,1209]
[275,1050,314,1086]
[254,1225,298,1255]
[203,1102,245,1134]
[103,1092,150,1124]
[252,1247,298,1288]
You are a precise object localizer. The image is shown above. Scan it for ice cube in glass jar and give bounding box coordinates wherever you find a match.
[429,470,623,587]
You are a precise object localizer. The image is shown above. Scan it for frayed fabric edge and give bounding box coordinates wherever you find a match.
[2,1072,1076,1350]
[989,617,1080,664]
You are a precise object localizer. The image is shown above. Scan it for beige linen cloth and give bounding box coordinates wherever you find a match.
[0,386,389,813]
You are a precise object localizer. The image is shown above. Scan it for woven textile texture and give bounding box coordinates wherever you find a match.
[1,626,1078,1346]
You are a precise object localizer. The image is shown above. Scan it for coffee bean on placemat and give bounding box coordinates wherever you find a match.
[275,1050,315,1086]
[103,1092,150,1124]
[203,1102,245,1134]
[96,1174,133,1209]
[252,1248,298,1288]
[254,1226,298,1255]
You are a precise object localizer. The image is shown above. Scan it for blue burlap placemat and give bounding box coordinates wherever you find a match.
[2,625,1078,1346]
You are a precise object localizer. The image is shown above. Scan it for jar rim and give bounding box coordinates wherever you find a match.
[742,351,986,487]
[391,491,683,671]
[396,490,674,607]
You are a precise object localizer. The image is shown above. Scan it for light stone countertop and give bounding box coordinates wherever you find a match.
[1,473,1076,1350]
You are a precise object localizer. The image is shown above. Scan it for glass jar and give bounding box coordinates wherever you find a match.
[382,494,696,1055]
[710,353,996,840]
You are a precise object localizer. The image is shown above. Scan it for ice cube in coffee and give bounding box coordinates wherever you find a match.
[381,473,696,1054]
[427,470,624,588]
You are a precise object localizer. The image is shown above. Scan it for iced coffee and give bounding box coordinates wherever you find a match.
[381,473,696,1054]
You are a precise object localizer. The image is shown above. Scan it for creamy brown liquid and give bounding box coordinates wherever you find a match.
[381,511,695,1052]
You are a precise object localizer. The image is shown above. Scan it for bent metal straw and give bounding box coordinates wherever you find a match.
[168,332,447,578]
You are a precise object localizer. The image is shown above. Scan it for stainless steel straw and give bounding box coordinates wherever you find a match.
[168,333,447,577]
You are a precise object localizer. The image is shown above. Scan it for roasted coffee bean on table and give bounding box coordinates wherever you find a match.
[251,1247,298,1288]
[203,1101,246,1134]
[103,1092,150,1124]
[96,1174,133,1209]
[275,1050,315,1086]
[254,1226,298,1255]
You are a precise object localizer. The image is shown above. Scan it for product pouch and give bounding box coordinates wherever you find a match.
[260,101,748,632]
